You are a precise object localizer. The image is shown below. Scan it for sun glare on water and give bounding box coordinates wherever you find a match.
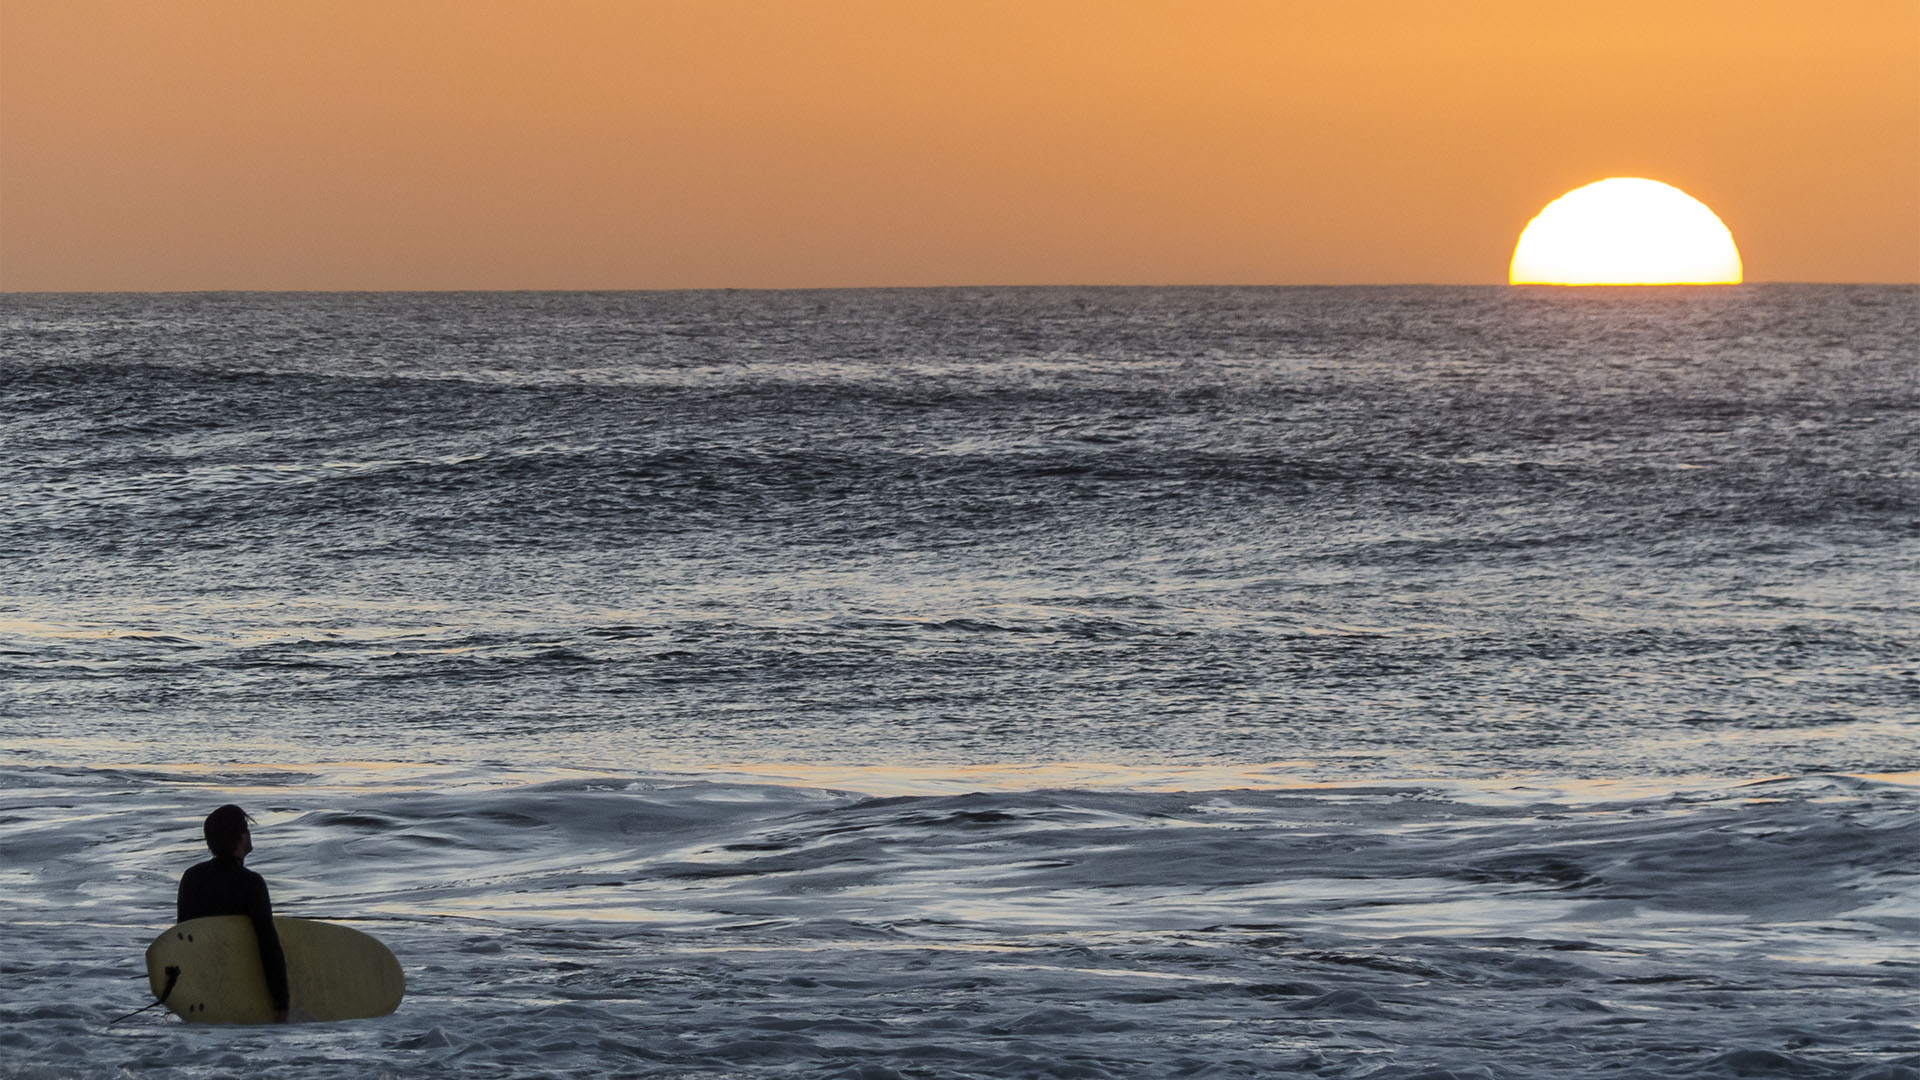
[1510,178,1742,286]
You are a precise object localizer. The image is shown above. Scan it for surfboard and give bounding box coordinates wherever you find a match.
[145,916,404,1024]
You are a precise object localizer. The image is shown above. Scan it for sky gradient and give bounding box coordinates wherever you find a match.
[3,0,1915,291]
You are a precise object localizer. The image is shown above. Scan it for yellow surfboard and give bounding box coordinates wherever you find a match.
[145,916,404,1024]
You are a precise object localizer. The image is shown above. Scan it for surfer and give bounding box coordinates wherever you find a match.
[177,804,290,1022]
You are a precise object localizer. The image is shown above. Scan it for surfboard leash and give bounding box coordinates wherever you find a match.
[108,965,180,1026]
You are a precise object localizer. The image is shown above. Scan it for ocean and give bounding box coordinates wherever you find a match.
[2,285,1915,1078]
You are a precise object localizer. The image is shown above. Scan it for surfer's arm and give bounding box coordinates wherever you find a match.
[245,874,291,1019]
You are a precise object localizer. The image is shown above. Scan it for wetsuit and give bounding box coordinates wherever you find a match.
[177,855,290,1015]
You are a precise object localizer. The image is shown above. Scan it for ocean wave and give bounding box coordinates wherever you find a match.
[2,766,1915,1078]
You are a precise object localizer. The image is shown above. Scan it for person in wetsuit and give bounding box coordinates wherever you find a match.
[177,804,289,1022]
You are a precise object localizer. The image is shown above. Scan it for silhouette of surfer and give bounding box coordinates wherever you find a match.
[177,804,289,1022]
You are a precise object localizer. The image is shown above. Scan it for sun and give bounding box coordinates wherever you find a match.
[1509,178,1742,285]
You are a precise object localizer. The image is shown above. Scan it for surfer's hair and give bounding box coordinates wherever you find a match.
[203,804,253,856]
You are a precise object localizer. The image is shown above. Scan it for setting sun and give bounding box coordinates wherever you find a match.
[1509,178,1743,286]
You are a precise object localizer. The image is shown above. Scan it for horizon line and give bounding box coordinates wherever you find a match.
[5,280,1914,297]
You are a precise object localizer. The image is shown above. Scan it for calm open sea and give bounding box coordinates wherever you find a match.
[3,286,1916,1078]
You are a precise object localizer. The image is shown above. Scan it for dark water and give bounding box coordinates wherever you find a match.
[2,286,1916,1078]
[4,286,1916,776]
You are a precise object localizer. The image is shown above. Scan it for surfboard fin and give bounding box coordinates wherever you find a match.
[108,965,181,1027]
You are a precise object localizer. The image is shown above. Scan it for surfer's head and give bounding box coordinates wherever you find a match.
[203,804,254,858]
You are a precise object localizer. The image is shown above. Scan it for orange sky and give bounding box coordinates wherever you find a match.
[3,0,1915,290]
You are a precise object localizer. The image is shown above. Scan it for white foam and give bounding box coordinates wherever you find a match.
[3,764,1914,1078]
